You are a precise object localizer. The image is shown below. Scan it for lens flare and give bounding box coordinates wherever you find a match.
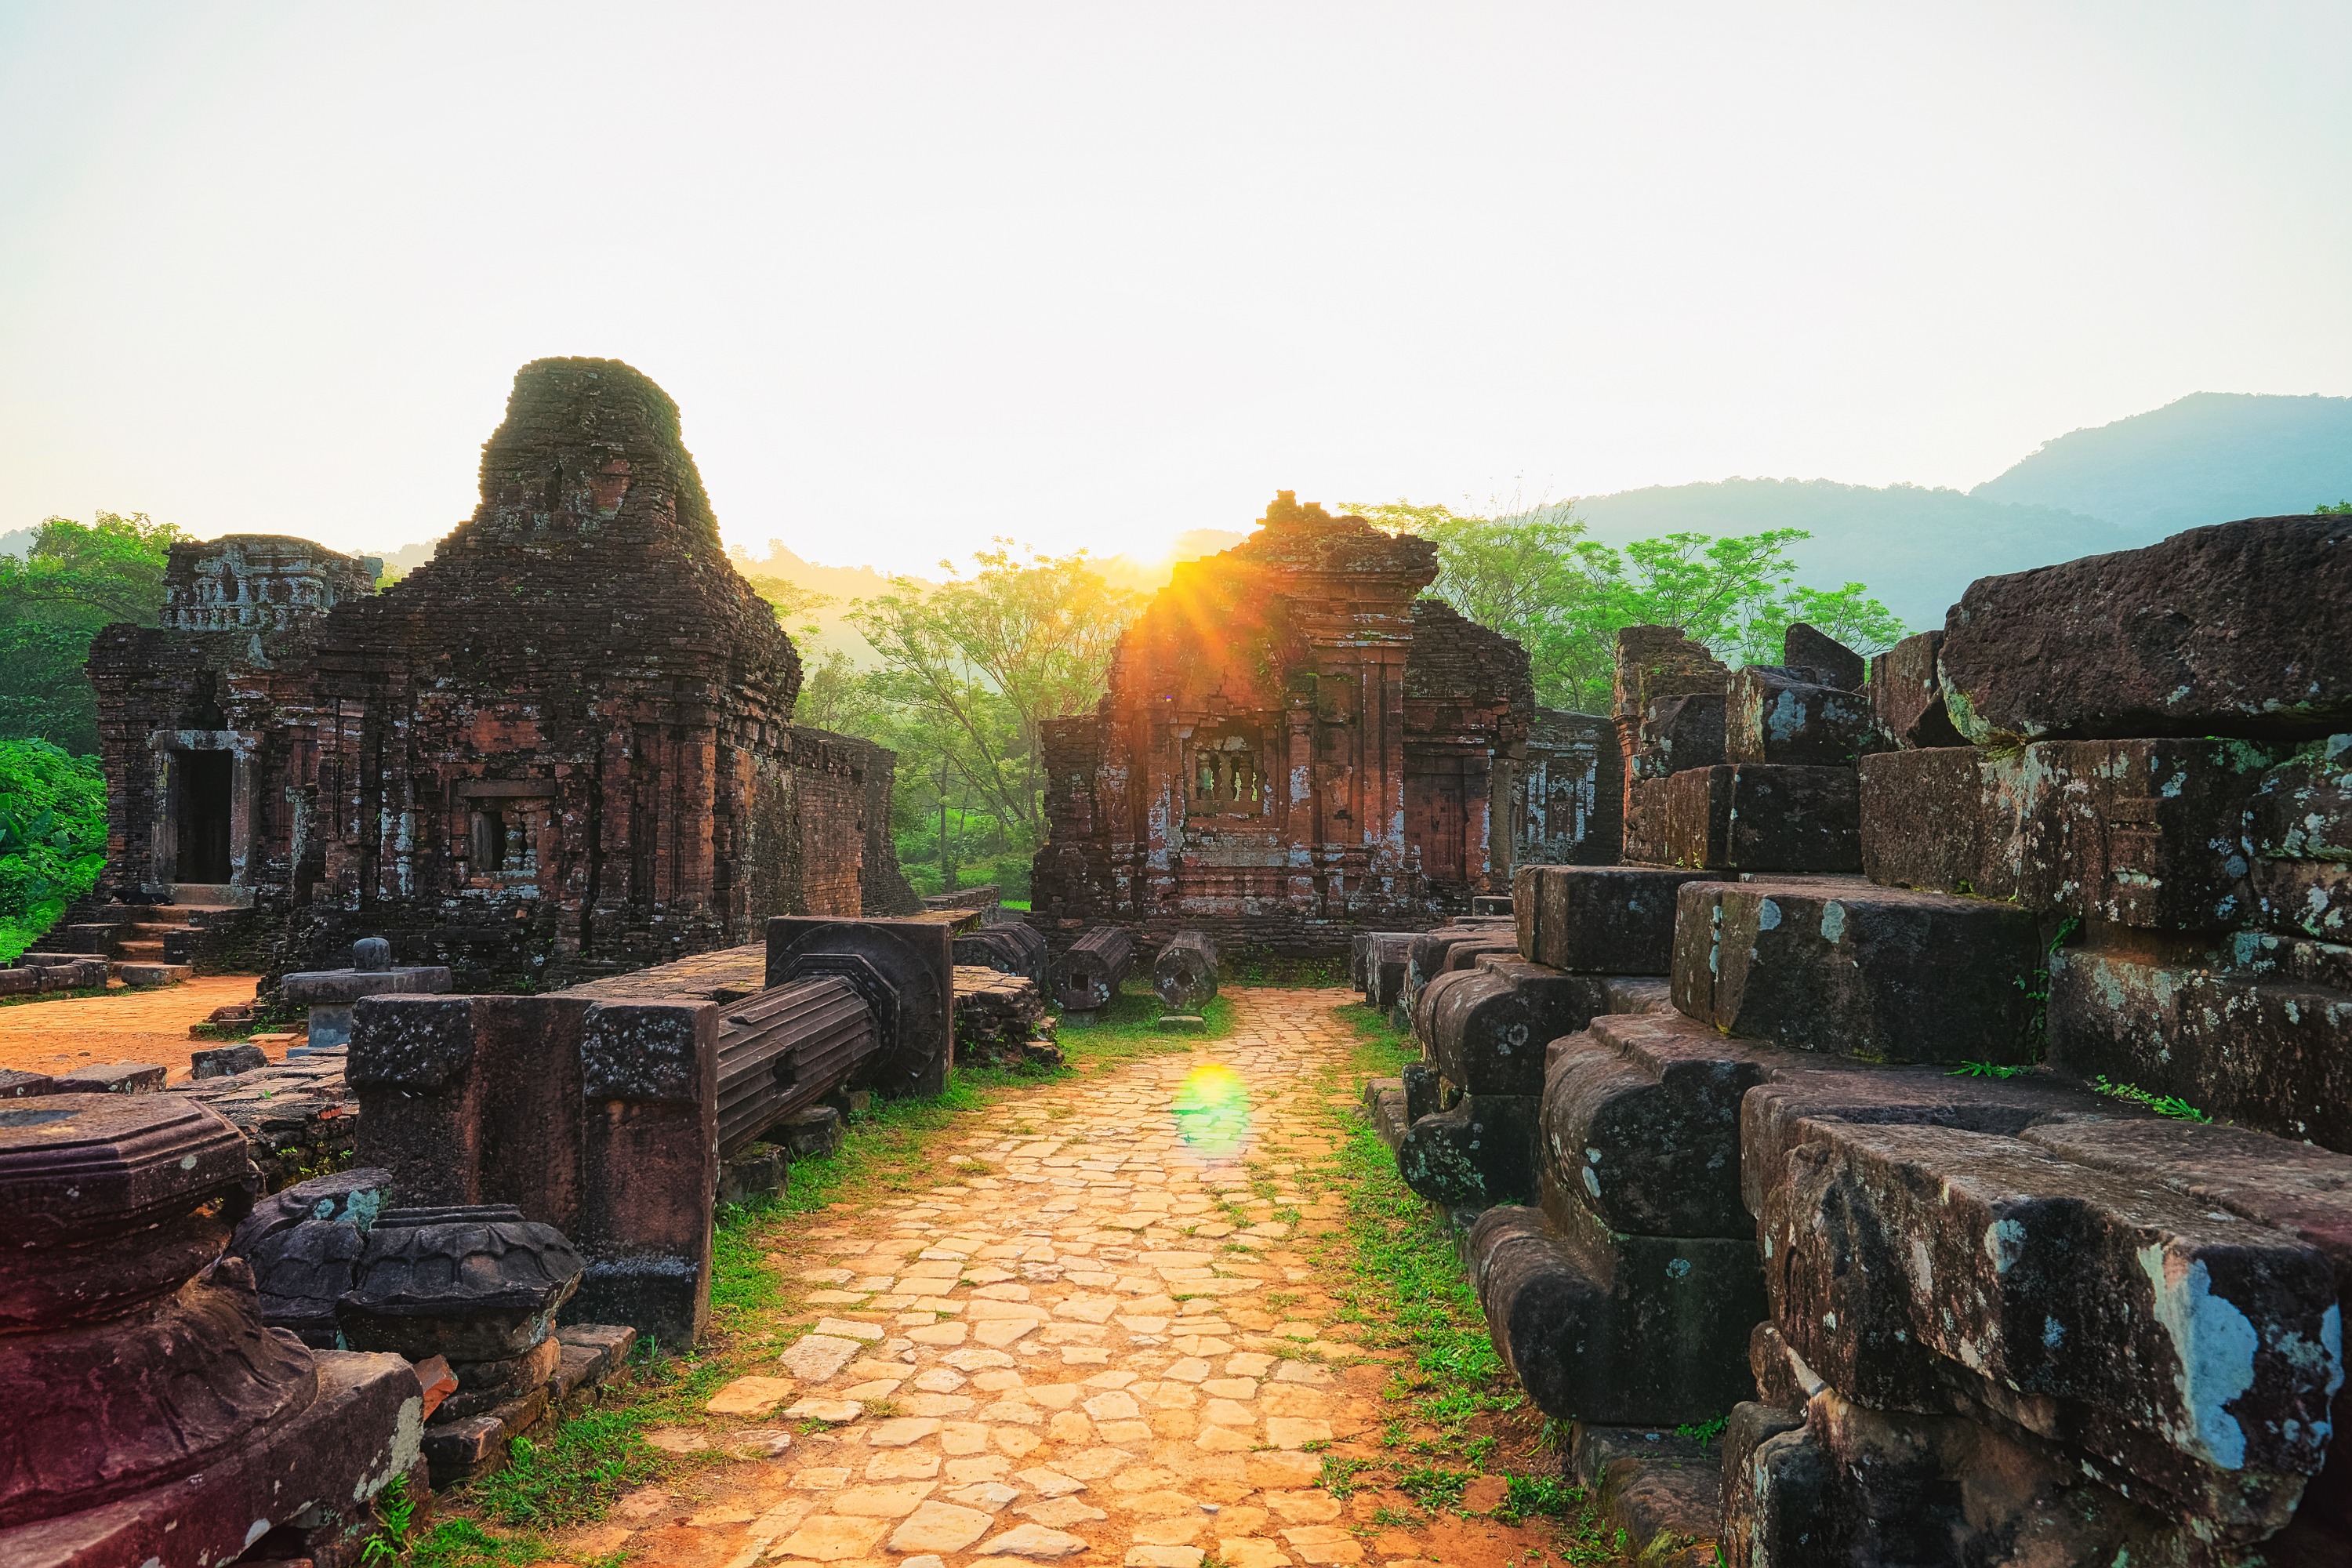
[1171,1062,1250,1157]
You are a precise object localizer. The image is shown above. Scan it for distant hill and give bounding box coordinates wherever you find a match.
[1574,480,2130,634]
[1570,393,2352,633]
[1970,392,2352,535]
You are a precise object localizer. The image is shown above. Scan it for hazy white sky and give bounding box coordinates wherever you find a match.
[2,3,2347,572]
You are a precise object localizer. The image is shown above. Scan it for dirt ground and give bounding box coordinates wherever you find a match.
[0,974,263,1083]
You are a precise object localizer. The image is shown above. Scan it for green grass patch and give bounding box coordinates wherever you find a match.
[1051,981,1234,1071]
[1308,1003,1518,1446]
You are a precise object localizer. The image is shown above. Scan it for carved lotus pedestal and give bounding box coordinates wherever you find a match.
[0,1094,425,1568]
[342,1203,590,1485]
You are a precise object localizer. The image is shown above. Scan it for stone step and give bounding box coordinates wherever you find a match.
[1758,1116,2340,1537]
[1514,864,1716,973]
[114,961,194,988]
[1669,877,2041,1065]
[1466,1200,1765,1427]
[116,939,168,959]
[1421,956,1625,1097]
[1568,1425,1722,1567]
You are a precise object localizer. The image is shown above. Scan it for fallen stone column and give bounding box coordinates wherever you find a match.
[1052,925,1134,1013]
[952,921,1047,982]
[717,975,879,1158]
[1153,931,1219,1014]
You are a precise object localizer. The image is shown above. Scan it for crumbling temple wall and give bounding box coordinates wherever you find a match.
[88,358,914,992]
[1377,512,2352,1564]
[1505,710,1621,869]
[1030,492,1542,956]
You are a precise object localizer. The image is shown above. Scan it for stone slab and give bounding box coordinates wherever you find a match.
[1671,877,2039,1065]
[1659,764,1861,873]
[1514,864,1717,975]
[1938,513,2352,743]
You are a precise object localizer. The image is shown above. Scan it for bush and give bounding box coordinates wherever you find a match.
[0,739,106,962]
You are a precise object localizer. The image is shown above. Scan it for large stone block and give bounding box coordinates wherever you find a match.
[1541,1011,1774,1239]
[2048,943,2352,1152]
[1938,514,2352,743]
[1671,878,2040,1065]
[1427,957,1615,1097]
[1658,764,1860,873]
[1867,630,1966,750]
[1637,692,1726,779]
[1514,863,1717,974]
[1719,1383,2215,1568]
[1468,1202,1765,1426]
[2014,1118,2352,1545]
[1761,1120,2342,1535]
[1727,667,1874,768]
[1396,1094,1541,1210]
[1736,1060,2125,1223]
[1860,738,2312,933]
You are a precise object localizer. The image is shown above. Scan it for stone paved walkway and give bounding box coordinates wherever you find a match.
[0,974,258,1082]
[560,987,1553,1568]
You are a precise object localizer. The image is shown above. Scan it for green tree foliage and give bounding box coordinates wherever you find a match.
[0,739,107,961]
[0,513,182,753]
[826,543,1142,889]
[1348,500,1904,710]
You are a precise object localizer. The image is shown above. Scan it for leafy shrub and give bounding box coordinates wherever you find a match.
[0,739,106,962]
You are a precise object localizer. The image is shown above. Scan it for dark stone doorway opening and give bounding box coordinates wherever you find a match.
[178,750,234,883]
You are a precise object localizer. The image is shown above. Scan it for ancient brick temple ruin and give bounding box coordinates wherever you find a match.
[1370,512,2352,1564]
[1034,492,1625,950]
[85,358,913,989]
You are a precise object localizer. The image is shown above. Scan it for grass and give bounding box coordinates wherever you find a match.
[1294,1000,1636,1566]
[2091,1074,2214,1123]
[1051,980,1236,1069]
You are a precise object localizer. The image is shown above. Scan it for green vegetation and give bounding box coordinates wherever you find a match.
[1949,1061,2034,1080]
[2318,499,2352,514]
[0,739,107,962]
[1347,501,1903,709]
[2091,1076,2213,1123]
[0,513,180,753]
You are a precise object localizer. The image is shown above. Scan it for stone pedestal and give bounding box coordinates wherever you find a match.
[0,1093,421,1567]
[281,936,452,1046]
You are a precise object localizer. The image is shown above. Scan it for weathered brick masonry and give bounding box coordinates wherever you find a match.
[87,358,908,990]
[1032,492,1615,956]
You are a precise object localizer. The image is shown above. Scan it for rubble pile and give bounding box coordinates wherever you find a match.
[1374,514,2352,1564]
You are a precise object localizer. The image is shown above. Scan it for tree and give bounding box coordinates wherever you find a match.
[0,739,106,961]
[1352,501,1905,709]
[0,513,182,753]
[846,543,1141,844]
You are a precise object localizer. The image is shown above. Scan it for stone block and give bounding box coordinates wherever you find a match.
[1659,764,1860,873]
[1514,864,1718,974]
[1860,737,2312,932]
[1939,513,2352,743]
[1727,667,1873,768]
[2048,943,2352,1152]
[1467,1201,1765,1426]
[191,1043,267,1080]
[1761,1119,2341,1534]
[1426,957,1616,1096]
[1403,927,1514,1020]
[1781,622,1866,695]
[1639,693,1726,779]
[1397,1094,1540,1210]
[52,1062,167,1094]
[1719,1384,2207,1568]
[1736,1059,2122,1223]
[116,963,192,988]
[1671,878,2038,1065]
[0,1069,56,1098]
[1366,934,1414,1014]
[1566,1425,1722,1566]
[718,1142,789,1207]
[1867,630,1964,749]
[1541,1011,1774,1239]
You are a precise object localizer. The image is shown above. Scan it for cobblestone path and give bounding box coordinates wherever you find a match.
[560,987,1549,1568]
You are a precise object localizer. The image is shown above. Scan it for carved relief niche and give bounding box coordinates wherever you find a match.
[455,779,556,888]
